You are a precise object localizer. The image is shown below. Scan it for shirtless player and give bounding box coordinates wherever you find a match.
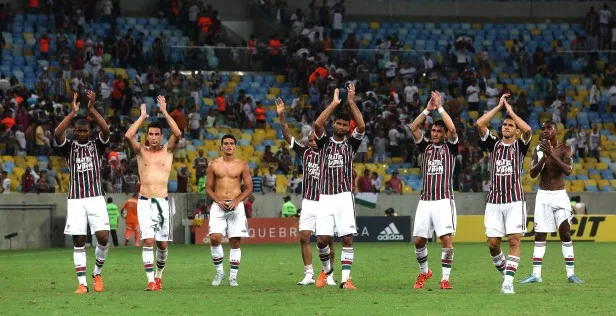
[520,121,583,284]
[207,134,253,287]
[125,96,182,291]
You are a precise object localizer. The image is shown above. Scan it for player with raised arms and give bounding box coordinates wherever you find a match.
[55,91,110,294]
[520,121,583,284]
[125,96,182,291]
[206,134,253,287]
[475,94,532,294]
[407,91,458,290]
[276,98,336,286]
[313,83,365,290]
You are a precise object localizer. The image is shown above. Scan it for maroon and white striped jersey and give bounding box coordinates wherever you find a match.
[289,137,320,201]
[481,132,530,204]
[416,133,459,201]
[56,133,108,199]
[316,130,363,195]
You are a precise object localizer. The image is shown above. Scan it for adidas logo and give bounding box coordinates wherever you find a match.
[378,223,404,241]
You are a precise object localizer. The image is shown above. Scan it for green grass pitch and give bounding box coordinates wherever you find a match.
[0,243,614,315]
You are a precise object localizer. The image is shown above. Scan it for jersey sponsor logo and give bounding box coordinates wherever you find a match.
[377,222,404,241]
[495,159,513,176]
[426,159,444,175]
[327,153,344,168]
[306,161,320,179]
[76,156,94,172]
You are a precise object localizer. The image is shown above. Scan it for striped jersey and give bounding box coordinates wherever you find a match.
[481,132,530,204]
[416,134,459,201]
[316,130,363,195]
[56,133,108,199]
[289,137,320,201]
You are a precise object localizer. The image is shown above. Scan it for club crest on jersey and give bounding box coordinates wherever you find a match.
[88,145,94,154]
[495,159,513,175]
[327,153,344,168]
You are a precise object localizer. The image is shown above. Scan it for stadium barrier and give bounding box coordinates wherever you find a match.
[455,215,616,242]
[194,216,411,244]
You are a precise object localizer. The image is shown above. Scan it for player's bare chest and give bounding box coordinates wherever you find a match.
[215,164,242,178]
[141,152,171,168]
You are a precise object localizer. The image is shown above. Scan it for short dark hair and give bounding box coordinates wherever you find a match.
[74,117,89,127]
[107,197,113,203]
[221,134,236,145]
[502,116,518,128]
[542,120,557,129]
[334,112,351,122]
[148,121,162,132]
[433,120,449,133]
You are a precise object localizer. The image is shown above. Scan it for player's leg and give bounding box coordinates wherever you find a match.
[87,196,111,293]
[555,203,582,283]
[297,199,317,285]
[501,201,527,294]
[209,203,227,286]
[226,202,248,286]
[154,240,168,289]
[137,199,157,290]
[434,199,456,289]
[327,238,336,286]
[337,192,357,290]
[66,199,89,293]
[485,203,507,277]
[522,193,550,283]
[153,197,174,290]
[413,200,433,288]
[315,195,335,288]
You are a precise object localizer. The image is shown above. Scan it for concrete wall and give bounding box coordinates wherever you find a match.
[223,21,254,41]
[119,0,251,19]
[0,192,612,249]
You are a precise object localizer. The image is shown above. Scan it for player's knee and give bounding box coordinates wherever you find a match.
[508,236,520,249]
[229,237,241,249]
[414,237,427,249]
[535,233,548,242]
[440,234,453,248]
[209,234,222,246]
[299,232,311,245]
[340,235,353,247]
[487,238,500,251]
[72,236,86,247]
[316,236,329,248]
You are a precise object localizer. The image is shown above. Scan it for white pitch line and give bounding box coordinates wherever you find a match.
[0,250,70,258]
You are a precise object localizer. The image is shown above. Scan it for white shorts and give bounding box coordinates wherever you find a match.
[64,196,110,235]
[209,201,249,238]
[534,190,573,233]
[484,201,527,238]
[137,196,175,241]
[316,192,356,237]
[413,199,457,238]
[299,199,319,232]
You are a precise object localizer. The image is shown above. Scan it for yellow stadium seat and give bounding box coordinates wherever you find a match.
[369,21,380,29]
[230,74,241,82]
[531,28,541,36]
[275,75,286,84]
[569,77,581,86]
[584,180,597,187]
[203,98,214,106]
[269,87,281,95]
[12,167,24,178]
[523,184,533,193]
[597,179,610,189]
[596,162,608,170]
[266,94,276,100]
[586,157,598,164]
[409,168,421,175]
[403,186,413,194]
[585,162,597,170]
[589,174,602,181]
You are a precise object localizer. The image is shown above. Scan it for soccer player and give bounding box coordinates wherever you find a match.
[408,91,458,290]
[125,96,182,291]
[206,134,253,287]
[313,83,365,290]
[275,98,336,286]
[121,193,140,246]
[475,94,532,295]
[54,91,110,294]
[520,121,583,284]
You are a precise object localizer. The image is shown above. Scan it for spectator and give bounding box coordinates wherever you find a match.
[287,170,302,194]
[355,135,368,163]
[466,81,480,111]
[386,171,403,195]
[175,133,187,162]
[123,168,139,194]
[588,124,601,161]
[281,195,297,217]
[36,170,51,193]
[193,150,208,185]
[177,166,190,193]
[254,101,266,128]
[187,106,201,139]
[371,172,382,192]
[21,167,35,193]
[251,169,264,195]
[570,196,587,215]
[576,125,587,158]
[106,197,119,247]
[263,167,277,193]
[357,169,373,193]
[1,170,10,194]
[373,130,387,163]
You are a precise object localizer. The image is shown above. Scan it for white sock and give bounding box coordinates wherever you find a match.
[318,245,332,272]
[304,264,314,277]
[415,247,428,274]
[504,255,520,283]
[92,243,108,276]
[532,241,546,277]
[441,248,454,281]
[341,247,354,283]
[562,241,575,277]
[142,247,154,283]
[491,252,506,276]
[155,247,168,279]
[211,245,224,274]
[73,246,87,286]
[229,248,241,279]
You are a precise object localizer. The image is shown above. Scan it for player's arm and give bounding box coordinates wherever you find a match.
[54,93,80,144]
[475,94,506,139]
[529,145,546,179]
[275,98,305,154]
[503,98,532,142]
[86,91,110,141]
[436,93,458,143]
[157,95,182,153]
[314,88,341,140]
[408,91,439,142]
[347,83,365,134]
[230,162,253,209]
[124,104,148,155]
[542,142,573,176]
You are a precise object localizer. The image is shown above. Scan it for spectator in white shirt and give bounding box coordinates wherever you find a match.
[466,83,480,111]
[287,170,303,194]
[0,170,9,194]
[263,167,277,193]
[371,172,382,192]
[404,83,419,104]
[485,84,500,110]
[590,80,600,111]
[551,96,564,124]
[388,126,402,157]
[422,53,434,72]
[609,83,616,110]
[384,56,398,82]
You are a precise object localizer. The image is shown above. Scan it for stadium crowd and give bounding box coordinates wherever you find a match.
[0,0,616,200]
